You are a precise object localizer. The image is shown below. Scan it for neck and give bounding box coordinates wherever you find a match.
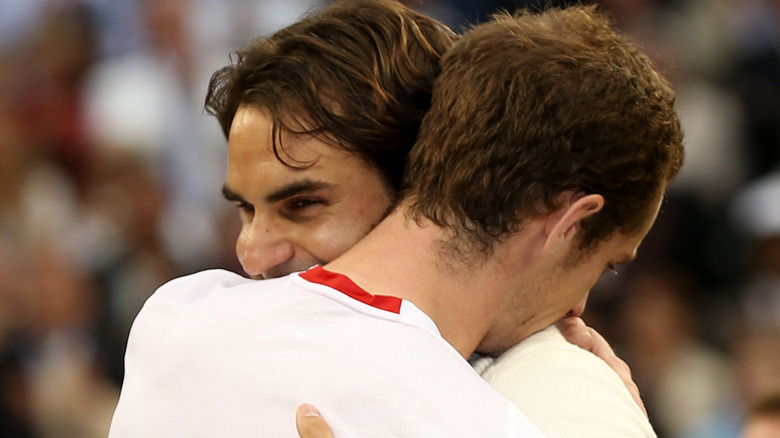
[324,206,506,358]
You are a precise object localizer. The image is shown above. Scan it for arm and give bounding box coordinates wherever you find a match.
[480,325,656,437]
[556,316,647,416]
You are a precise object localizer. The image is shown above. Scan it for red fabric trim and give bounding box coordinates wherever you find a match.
[300,266,402,314]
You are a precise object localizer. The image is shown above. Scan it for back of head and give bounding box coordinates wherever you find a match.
[205,0,456,193]
[405,5,684,255]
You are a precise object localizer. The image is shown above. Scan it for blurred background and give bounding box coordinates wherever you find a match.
[0,0,778,437]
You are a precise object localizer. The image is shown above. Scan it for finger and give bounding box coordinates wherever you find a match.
[296,404,334,438]
[558,317,648,417]
[586,326,618,361]
[557,316,594,351]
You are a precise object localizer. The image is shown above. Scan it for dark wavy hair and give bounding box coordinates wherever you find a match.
[405,5,684,256]
[204,0,456,195]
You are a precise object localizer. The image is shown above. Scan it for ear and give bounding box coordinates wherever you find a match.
[542,193,604,254]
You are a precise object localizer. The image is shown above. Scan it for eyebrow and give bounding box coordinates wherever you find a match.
[222,179,332,205]
[222,184,246,204]
[266,179,332,203]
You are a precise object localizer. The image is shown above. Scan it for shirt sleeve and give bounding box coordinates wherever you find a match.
[479,326,657,438]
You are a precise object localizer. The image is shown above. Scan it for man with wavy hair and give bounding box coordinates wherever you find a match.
[109,2,682,437]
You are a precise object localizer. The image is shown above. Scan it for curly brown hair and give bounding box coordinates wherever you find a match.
[204,0,456,194]
[405,5,684,256]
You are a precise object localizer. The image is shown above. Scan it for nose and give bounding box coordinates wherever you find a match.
[236,218,295,279]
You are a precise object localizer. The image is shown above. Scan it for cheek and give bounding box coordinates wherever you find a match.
[552,270,598,311]
[304,203,387,262]
[301,184,392,262]
[571,276,598,304]
[306,225,368,262]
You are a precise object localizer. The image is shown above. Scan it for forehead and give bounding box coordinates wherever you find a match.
[226,104,385,195]
[229,105,314,163]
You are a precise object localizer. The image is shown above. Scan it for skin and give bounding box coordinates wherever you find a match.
[742,416,780,438]
[224,105,393,279]
[296,404,334,438]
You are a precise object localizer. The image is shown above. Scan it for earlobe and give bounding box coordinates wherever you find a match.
[542,193,604,252]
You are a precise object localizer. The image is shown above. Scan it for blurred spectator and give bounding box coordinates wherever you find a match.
[686,329,780,438]
[730,171,780,332]
[0,235,34,438]
[728,0,780,179]
[613,266,736,438]
[734,331,780,419]
[740,387,780,438]
[82,0,227,273]
[23,244,118,438]
[0,0,47,53]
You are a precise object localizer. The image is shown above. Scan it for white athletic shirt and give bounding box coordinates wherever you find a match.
[474,326,657,437]
[108,266,546,438]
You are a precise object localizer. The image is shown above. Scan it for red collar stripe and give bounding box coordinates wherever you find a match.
[300,266,402,314]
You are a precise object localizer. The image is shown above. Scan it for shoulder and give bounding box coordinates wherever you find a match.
[125,269,246,333]
[126,269,263,347]
[152,269,250,301]
[480,325,590,372]
[141,268,299,310]
[480,326,656,438]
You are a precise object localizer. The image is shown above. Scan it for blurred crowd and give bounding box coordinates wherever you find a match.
[0,0,778,437]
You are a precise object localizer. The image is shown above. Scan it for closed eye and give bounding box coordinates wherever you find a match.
[286,198,324,211]
[280,197,328,223]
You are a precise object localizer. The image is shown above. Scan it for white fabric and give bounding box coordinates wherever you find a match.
[109,268,545,438]
[474,326,657,438]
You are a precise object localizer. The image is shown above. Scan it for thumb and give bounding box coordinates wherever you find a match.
[296,404,334,438]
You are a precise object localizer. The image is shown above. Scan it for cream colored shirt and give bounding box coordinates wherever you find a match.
[474,325,657,438]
